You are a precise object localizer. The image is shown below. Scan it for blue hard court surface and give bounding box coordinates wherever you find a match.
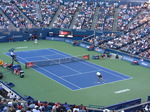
[5,48,132,90]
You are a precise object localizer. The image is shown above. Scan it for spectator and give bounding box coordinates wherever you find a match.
[34,34,38,45]
[9,37,13,43]
[131,61,139,65]
[88,44,95,51]
[73,41,79,46]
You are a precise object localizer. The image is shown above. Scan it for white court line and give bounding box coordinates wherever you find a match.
[74,77,133,91]
[50,49,130,78]
[40,54,82,74]
[39,52,82,74]
[36,66,81,89]
[78,61,129,79]
[47,49,86,73]
[16,55,81,90]
[45,49,130,79]
[24,54,60,59]
[61,70,97,78]
[47,49,67,55]
[60,64,81,74]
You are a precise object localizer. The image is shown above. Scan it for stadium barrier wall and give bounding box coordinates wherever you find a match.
[118,102,150,112]
[148,96,150,101]
[121,56,150,68]
[0,28,120,42]
[101,98,141,110]
[0,28,95,42]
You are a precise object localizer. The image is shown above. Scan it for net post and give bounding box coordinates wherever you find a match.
[25,63,27,69]
[83,54,89,60]
[87,54,90,60]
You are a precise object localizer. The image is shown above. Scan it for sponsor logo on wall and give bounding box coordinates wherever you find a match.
[0,36,6,39]
[12,35,23,38]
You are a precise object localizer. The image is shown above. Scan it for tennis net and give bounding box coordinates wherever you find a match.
[25,54,89,68]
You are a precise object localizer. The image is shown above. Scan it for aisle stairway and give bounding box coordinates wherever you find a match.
[49,5,64,27]
[91,7,100,30]
[36,4,42,22]
[69,6,81,29]
[112,8,119,31]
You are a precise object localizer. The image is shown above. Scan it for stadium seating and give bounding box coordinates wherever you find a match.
[53,1,77,28]
[0,0,149,111]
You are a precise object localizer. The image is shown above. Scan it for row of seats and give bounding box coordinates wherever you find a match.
[0,0,147,30]
[95,2,115,31]
[73,2,96,30]
[106,21,149,59]
[117,3,145,31]
[53,1,77,28]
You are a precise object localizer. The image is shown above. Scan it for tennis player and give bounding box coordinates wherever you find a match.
[34,34,38,45]
[10,51,16,59]
[96,71,104,83]
[10,51,19,63]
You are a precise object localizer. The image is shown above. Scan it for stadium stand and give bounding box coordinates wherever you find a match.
[0,14,11,29]
[73,1,97,30]
[117,2,144,31]
[40,0,60,27]
[95,1,115,31]
[52,1,77,28]
[0,0,149,111]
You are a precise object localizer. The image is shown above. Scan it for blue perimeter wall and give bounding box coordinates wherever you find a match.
[0,28,95,42]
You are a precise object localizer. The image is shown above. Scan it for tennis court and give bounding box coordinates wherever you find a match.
[5,48,132,90]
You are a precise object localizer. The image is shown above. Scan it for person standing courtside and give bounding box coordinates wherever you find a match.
[9,37,13,43]
[34,34,38,45]
[96,71,104,83]
[10,51,19,64]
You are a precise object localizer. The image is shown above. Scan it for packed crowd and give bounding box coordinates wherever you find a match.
[0,0,146,30]
[53,1,78,28]
[0,14,11,29]
[95,2,115,31]
[73,1,96,30]
[0,2,31,28]
[126,8,149,31]
[0,96,88,112]
[40,0,60,27]
[15,0,61,27]
[119,21,149,55]
[99,21,150,59]
[117,3,143,31]
[16,0,43,27]
[86,32,118,47]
